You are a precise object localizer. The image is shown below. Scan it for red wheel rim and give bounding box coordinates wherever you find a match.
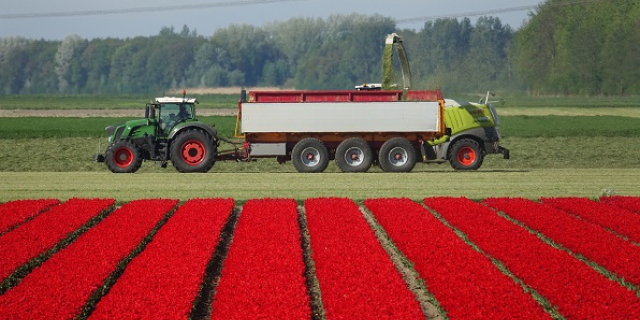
[114,147,133,168]
[457,146,476,166]
[181,140,206,166]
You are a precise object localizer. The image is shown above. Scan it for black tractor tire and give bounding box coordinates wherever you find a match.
[335,138,373,173]
[105,140,143,173]
[291,138,329,173]
[448,138,484,170]
[170,129,217,173]
[378,137,417,173]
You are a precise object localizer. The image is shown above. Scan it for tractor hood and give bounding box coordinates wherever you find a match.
[105,118,148,142]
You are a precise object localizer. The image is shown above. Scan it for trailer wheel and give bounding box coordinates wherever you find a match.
[378,138,416,172]
[335,138,373,173]
[448,138,483,170]
[170,129,217,173]
[105,140,143,173]
[292,138,329,173]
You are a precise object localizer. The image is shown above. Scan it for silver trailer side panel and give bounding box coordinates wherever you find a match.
[248,143,287,156]
[242,101,440,133]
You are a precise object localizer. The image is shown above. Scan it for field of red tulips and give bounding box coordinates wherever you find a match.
[1,196,639,319]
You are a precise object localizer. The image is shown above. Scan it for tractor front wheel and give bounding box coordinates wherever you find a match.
[105,140,143,173]
[448,138,484,170]
[170,129,217,173]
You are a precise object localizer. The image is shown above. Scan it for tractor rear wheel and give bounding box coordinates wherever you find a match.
[105,140,143,173]
[378,137,416,172]
[335,138,373,173]
[292,138,329,173]
[170,129,216,173]
[448,138,484,170]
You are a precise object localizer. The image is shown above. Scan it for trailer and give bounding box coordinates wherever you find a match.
[236,89,437,172]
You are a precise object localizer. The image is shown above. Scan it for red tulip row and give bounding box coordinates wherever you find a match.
[364,198,548,319]
[304,198,424,319]
[424,197,640,319]
[91,199,234,319]
[542,197,640,242]
[0,198,114,281]
[600,196,640,214]
[0,199,60,233]
[484,197,640,285]
[0,199,177,319]
[211,199,310,319]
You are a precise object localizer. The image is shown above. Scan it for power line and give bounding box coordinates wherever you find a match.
[395,0,608,24]
[0,0,310,20]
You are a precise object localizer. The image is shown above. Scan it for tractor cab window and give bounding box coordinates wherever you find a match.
[159,103,194,133]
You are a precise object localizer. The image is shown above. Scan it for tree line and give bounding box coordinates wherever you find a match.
[0,0,637,96]
[513,0,640,95]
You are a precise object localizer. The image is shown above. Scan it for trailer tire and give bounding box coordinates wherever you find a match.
[105,140,143,173]
[378,137,416,173]
[292,138,329,173]
[170,129,217,173]
[448,138,483,170]
[335,138,373,173]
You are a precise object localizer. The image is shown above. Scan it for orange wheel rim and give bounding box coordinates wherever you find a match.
[457,147,476,166]
[114,147,133,168]
[181,140,206,166]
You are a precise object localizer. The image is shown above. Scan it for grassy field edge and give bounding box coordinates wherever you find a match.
[0,169,636,202]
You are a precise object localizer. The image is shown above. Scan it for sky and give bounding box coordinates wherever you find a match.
[0,0,544,40]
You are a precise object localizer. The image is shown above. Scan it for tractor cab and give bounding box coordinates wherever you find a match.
[148,97,198,135]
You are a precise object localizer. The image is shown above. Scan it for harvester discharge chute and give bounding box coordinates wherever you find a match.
[382,33,412,91]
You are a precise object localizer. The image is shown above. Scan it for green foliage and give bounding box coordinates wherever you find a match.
[0,14,513,94]
[2,4,637,96]
[401,17,516,93]
[513,0,640,95]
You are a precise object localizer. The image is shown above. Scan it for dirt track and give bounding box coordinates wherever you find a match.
[0,108,238,118]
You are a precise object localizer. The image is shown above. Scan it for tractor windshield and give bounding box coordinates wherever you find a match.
[159,103,194,133]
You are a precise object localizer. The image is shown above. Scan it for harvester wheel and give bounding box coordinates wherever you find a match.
[335,138,373,173]
[170,129,217,173]
[378,137,416,173]
[292,138,329,173]
[105,140,143,173]
[448,138,484,170]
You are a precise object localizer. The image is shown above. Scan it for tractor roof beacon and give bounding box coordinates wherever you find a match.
[96,91,218,173]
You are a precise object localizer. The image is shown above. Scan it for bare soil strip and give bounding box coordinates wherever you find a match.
[297,206,326,320]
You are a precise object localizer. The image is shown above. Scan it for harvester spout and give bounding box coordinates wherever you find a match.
[382,33,412,91]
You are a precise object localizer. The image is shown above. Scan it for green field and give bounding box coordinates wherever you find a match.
[0,94,238,110]
[0,94,639,201]
[2,115,640,139]
[0,169,635,202]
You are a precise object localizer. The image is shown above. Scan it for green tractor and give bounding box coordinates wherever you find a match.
[96,93,218,173]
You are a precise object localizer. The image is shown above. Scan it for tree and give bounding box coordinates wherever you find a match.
[55,35,86,93]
